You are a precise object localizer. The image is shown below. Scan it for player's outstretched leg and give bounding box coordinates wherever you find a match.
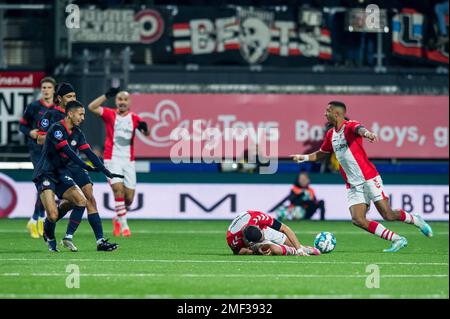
[374,200,433,238]
[351,204,407,253]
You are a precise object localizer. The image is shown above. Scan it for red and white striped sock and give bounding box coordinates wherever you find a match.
[399,209,417,225]
[279,244,297,256]
[368,221,401,241]
[114,197,127,225]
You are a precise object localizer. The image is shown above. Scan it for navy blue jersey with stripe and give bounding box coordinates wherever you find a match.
[19,99,54,154]
[32,120,90,182]
[38,106,66,134]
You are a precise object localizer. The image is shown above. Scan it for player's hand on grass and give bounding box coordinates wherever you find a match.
[105,87,120,99]
[290,154,308,163]
[258,247,272,256]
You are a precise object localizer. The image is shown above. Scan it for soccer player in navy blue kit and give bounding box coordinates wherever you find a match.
[19,76,56,238]
[34,100,120,252]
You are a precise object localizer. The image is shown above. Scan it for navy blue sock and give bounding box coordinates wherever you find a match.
[32,197,40,221]
[56,205,70,221]
[37,198,45,218]
[65,206,85,238]
[88,213,104,241]
[44,218,56,240]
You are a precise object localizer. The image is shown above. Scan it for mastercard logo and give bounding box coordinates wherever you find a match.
[0,174,18,218]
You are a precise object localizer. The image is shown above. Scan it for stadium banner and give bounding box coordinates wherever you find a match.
[392,8,449,65]
[69,5,448,66]
[131,94,449,159]
[70,6,333,65]
[0,72,46,146]
[2,177,448,221]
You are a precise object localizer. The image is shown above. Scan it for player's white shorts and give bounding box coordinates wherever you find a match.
[250,227,287,251]
[347,175,388,208]
[104,159,136,189]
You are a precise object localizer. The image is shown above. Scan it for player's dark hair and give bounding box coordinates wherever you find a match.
[65,100,84,114]
[243,225,263,243]
[40,76,56,88]
[329,101,347,113]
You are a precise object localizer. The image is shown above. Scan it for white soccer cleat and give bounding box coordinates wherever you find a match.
[412,214,433,238]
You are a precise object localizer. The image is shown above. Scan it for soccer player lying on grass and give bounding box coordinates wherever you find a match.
[291,101,433,253]
[226,210,320,256]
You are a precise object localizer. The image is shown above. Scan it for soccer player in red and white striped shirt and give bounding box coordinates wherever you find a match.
[291,101,433,253]
[88,88,150,237]
[227,210,320,256]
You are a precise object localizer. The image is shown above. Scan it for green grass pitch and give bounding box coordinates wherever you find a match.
[0,219,448,299]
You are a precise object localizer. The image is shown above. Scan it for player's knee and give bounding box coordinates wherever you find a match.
[46,209,58,223]
[74,195,87,207]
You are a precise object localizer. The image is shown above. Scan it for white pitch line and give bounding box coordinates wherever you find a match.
[0,293,446,299]
[0,273,447,278]
[0,258,448,266]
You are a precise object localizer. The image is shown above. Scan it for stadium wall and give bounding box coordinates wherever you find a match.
[1,171,448,221]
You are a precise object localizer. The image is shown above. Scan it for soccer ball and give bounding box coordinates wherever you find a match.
[314,232,336,253]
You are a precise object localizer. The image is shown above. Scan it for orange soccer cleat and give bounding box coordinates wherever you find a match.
[112,218,121,237]
[122,228,131,237]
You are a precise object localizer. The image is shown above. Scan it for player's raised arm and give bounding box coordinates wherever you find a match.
[88,87,120,116]
[290,150,328,163]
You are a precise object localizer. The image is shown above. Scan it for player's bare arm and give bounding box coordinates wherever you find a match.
[29,129,39,140]
[290,150,328,163]
[355,126,378,143]
[236,247,254,255]
[88,88,119,116]
[279,224,301,250]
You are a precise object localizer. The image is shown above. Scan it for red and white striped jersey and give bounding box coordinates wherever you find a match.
[226,211,275,253]
[100,107,143,161]
[320,119,379,188]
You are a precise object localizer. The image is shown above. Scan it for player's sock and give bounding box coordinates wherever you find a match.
[119,213,129,229]
[399,209,418,226]
[31,199,40,222]
[65,206,85,238]
[88,212,104,241]
[279,244,297,255]
[114,197,126,221]
[367,221,401,241]
[37,197,45,218]
[44,218,56,240]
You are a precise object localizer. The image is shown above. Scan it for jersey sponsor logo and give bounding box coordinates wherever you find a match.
[41,119,49,128]
[64,175,73,181]
[54,130,63,140]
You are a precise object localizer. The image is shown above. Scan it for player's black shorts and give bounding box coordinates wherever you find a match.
[65,166,93,189]
[34,173,77,199]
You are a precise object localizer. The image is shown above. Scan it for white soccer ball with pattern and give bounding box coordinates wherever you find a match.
[314,232,336,253]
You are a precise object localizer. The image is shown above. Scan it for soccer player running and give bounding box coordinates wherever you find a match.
[291,101,433,253]
[88,88,150,237]
[19,77,56,238]
[37,84,120,252]
[227,210,321,256]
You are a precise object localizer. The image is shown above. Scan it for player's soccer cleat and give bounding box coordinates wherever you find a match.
[37,219,44,237]
[303,246,321,256]
[26,221,39,239]
[97,238,119,251]
[296,247,310,256]
[383,237,408,253]
[122,228,131,237]
[112,218,121,237]
[61,238,78,252]
[412,214,433,238]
